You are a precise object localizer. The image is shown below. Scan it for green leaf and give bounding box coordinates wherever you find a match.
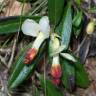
[75,60,90,88]
[73,11,82,27]
[0,16,40,34]
[60,53,76,62]
[48,0,64,27]
[8,42,33,88]
[56,3,72,49]
[39,75,63,96]
[61,58,75,92]
[75,0,81,5]
[34,87,40,96]
[73,27,81,37]
[8,42,46,89]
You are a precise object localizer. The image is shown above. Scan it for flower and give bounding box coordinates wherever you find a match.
[50,55,62,85]
[86,20,95,35]
[21,16,50,64]
[52,78,60,85]
[49,35,62,85]
[24,48,37,64]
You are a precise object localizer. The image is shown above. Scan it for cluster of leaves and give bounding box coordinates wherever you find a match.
[0,0,90,95]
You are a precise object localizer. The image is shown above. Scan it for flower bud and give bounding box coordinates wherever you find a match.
[52,78,60,85]
[86,21,95,35]
[50,55,61,85]
[24,48,37,64]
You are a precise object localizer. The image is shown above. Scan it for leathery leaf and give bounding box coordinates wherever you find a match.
[48,0,64,27]
[61,58,75,92]
[0,16,40,34]
[8,42,46,89]
[39,75,63,96]
[56,3,72,49]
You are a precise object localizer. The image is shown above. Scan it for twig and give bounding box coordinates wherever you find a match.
[0,55,8,68]
[0,48,11,54]
[0,72,8,96]
[74,35,87,54]
[31,0,47,15]
[8,0,26,69]
[7,37,16,69]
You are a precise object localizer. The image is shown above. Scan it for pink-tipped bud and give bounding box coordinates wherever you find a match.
[52,78,60,85]
[51,64,61,85]
[24,48,37,64]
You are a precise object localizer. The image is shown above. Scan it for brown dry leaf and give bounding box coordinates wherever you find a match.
[85,58,96,82]
[5,0,31,16]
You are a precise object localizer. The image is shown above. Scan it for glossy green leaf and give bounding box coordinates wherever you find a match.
[75,0,81,5]
[56,3,72,49]
[72,11,82,37]
[60,51,89,88]
[8,42,33,88]
[67,53,90,88]
[0,16,40,34]
[8,42,46,89]
[39,75,63,96]
[48,0,64,27]
[61,58,75,92]
[73,11,82,27]
[75,60,90,88]
[60,53,76,62]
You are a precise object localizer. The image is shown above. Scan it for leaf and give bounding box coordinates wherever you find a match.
[34,87,40,96]
[0,16,40,34]
[60,51,89,88]
[61,58,75,92]
[39,75,63,96]
[56,3,72,49]
[73,27,81,37]
[8,42,33,88]
[75,0,81,5]
[73,11,82,27]
[75,60,90,88]
[60,53,76,62]
[8,42,46,89]
[72,11,82,37]
[48,0,64,27]
[65,52,89,88]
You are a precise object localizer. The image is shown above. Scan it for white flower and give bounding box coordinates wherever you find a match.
[21,16,50,64]
[21,16,50,38]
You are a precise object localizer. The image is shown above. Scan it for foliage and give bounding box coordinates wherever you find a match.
[0,0,91,95]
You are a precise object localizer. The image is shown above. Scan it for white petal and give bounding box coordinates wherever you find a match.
[39,16,50,38]
[21,19,40,37]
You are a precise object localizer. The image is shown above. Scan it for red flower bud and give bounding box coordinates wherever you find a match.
[24,48,37,64]
[51,64,61,85]
[52,78,60,85]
